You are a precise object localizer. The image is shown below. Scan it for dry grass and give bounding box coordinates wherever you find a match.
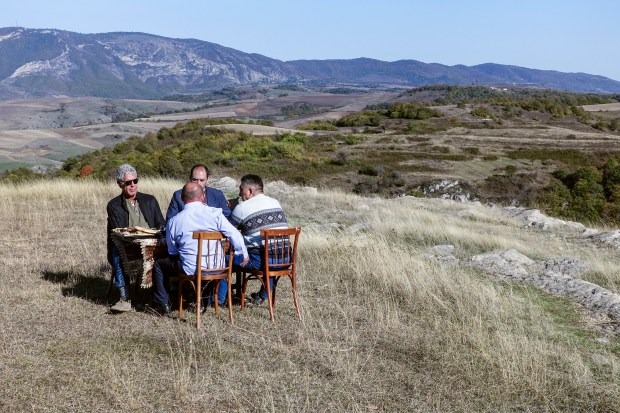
[1,178,620,412]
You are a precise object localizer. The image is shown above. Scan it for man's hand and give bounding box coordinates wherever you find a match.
[239,256,249,267]
[227,197,239,210]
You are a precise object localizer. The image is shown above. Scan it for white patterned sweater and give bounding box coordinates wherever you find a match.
[230,194,288,254]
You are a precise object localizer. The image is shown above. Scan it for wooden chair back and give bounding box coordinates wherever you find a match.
[240,227,302,322]
[178,231,234,328]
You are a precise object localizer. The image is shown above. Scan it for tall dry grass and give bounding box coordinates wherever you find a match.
[1,178,619,412]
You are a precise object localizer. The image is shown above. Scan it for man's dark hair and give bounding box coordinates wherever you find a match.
[240,174,263,191]
[189,164,209,180]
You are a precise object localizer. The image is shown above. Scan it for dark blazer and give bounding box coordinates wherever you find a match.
[165,186,231,222]
[106,192,165,264]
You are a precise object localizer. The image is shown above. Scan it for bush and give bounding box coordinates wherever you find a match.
[297,120,337,131]
[0,167,41,183]
[507,149,588,165]
[79,165,94,178]
[385,102,442,120]
[463,147,480,155]
[336,111,381,127]
[358,165,380,176]
[504,165,517,176]
[344,134,366,145]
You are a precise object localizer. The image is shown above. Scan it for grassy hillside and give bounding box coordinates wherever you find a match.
[3,85,620,226]
[1,178,619,411]
[42,89,620,225]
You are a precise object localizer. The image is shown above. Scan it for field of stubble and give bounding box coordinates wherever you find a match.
[1,178,619,412]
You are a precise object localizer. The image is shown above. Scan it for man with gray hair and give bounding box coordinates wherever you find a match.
[107,163,165,312]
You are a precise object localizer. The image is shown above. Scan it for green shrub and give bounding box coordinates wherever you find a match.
[344,134,366,145]
[358,165,380,176]
[296,120,337,131]
[507,149,588,165]
[463,147,480,155]
[0,167,42,183]
[336,111,381,127]
[385,102,442,120]
[404,121,447,134]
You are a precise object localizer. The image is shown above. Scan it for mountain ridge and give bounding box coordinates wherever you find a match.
[1,27,620,99]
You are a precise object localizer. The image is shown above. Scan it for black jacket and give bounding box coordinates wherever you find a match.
[106,192,165,264]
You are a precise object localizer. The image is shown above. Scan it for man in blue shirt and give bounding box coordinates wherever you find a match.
[165,164,231,222]
[152,182,248,314]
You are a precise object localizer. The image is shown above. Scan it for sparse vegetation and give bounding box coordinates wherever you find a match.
[2,85,620,226]
[280,102,332,117]
[296,120,338,131]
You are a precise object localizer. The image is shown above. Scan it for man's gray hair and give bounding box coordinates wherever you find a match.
[116,163,137,182]
[240,174,264,192]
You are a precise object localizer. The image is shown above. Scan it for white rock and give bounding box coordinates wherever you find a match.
[210,176,238,193]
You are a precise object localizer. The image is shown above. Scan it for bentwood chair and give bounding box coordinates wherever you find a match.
[177,231,234,328]
[240,227,302,322]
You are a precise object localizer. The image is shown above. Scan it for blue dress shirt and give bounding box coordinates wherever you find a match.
[166,201,247,276]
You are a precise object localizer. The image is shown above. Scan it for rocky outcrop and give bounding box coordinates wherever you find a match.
[423,243,620,334]
[209,176,238,195]
[589,230,620,249]
[501,206,591,234]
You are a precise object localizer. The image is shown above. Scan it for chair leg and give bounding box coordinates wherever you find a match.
[196,282,201,329]
[227,276,234,324]
[240,275,248,312]
[214,281,219,315]
[234,271,243,302]
[178,278,184,319]
[265,275,275,323]
[107,271,114,302]
[272,277,278,308]
[291,275,301,320]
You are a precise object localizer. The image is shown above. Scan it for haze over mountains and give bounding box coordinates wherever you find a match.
[1,27,620,99]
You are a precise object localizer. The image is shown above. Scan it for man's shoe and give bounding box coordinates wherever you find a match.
[248,293,265,306]
[110,298,131,313]
[156,303,172,315]
[146,303,172,316]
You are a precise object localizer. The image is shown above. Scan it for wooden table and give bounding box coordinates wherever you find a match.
[111,228,167,289]
[112,228,246,305]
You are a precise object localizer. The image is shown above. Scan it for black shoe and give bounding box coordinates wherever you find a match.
[153,303,171,316]
[248,292,265,306]
[249,292,263,302]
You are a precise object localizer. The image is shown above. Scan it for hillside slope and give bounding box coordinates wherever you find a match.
[1,178,619,411]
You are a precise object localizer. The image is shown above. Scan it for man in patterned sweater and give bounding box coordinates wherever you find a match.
[230,174,289,305]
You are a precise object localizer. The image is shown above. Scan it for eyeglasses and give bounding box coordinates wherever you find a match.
[121,178,139,186]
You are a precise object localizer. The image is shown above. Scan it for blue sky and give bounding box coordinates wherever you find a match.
[3,0,619,81]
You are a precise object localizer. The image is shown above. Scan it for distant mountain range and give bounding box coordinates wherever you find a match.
[1,27,619,99]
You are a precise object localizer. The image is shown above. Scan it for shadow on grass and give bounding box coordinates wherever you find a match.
[42,264,111,305]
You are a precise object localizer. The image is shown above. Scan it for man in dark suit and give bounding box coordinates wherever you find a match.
[165,164,231,221]
[107,163,165,312]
